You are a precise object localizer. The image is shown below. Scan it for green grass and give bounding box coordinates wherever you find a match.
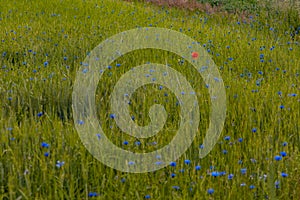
[0,0,299,199]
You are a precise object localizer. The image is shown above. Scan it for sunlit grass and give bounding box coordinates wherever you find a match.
[0,0,299,199]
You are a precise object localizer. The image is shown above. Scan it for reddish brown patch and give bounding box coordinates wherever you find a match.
[124,0,223,14]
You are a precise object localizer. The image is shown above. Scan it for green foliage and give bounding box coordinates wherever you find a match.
[0,0,299,199]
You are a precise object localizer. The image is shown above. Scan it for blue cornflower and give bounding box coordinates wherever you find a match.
[274,155,282,161]
[241,168,247,175]
[279,105,284,109]
[222,150,228,154]
[135,141,141,146]
[238,138,243,142]
[207,188,214,195]
[250,185,255,189]
[224,136,230,141]
[280,151,287,157]
[37,112,43,117]
[252,128,257,133]
[260,54,264,59]
[128,161,135,165]
[96,134,101,140]
[77,120,84,125]
[219,171,226,176]
[281,172,288,177]
[56,161,65,168]
[288,93,297,97]
[171,173,176,178]
[282,142,288,146]
[44,61,48,67]
[195,166,201,171]
[116,63,121,67]
[170,161,176,167]
[155,161,163,165]
[275,181,280,189]
[41,142,49,148]
[172,186,180,190]
[228,174,234,180]
[44,152,50,157]
[109,114,115,119]
[184,159,191,165]
[144,195,151,199]
[211,171,219,177]
[88,192,98,197]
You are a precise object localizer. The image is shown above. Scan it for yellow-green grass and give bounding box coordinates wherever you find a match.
[0,0,299,199]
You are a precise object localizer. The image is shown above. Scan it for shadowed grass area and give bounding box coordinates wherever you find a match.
[0,0,299,199]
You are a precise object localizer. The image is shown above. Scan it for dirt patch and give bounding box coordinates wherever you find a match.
[124,0,223,14]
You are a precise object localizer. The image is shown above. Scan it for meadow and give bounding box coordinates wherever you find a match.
[0,0,299,199]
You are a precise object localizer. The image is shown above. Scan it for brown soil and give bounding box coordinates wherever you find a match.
[124,0,253,22]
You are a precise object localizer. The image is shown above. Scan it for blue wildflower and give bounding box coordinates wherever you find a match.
[211,171,219,177]
[172,186,180,190]
[274,155,282,161]
[41,142,49,148]
[281,172,288,177]
[241,168,247,175]
[37,112,43,117]
[56,161,65,168]
[109,114,115,119]
[279,105,284,109]
[224,136,230,141]
[280,151,287,157]
[282,142,288,146]
[275,181,280,189]
[88,192,98,197]
[228,174,234,180]
[207,188,214,195]
[184,159,191,165]
[128,161,135,165]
